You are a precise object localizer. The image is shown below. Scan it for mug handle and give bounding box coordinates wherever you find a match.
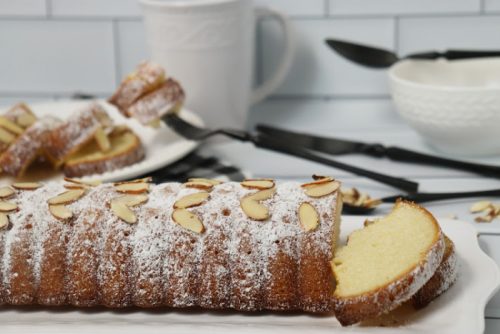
[251,7,295,105]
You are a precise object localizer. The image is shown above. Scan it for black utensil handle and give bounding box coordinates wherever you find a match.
[255,138,419,193]
[444,50,500,60]
[385,189,500,203]
[384,146,500,178]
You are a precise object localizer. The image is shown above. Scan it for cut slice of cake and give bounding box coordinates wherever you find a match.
[0,103,38,153]
[63,126,144,177]
[44,102,113,166]
[411,234,458,309]
[332,200,445,326]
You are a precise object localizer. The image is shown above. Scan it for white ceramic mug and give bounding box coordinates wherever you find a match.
[140,0,294,128]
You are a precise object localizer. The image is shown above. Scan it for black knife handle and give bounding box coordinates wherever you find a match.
[384,188,500,203]
[384,146,500,178]
[254,137,419,193]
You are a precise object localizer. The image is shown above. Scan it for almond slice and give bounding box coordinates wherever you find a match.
[12,182,41,190]
[64,183,88,190]
[299,202,319,232]
[111,201,137,224]
[114,177,152,185]
[240,196,269,221]
[184,180,214,191]
[187,178,222,185]
[0,187,14,198]
[172,208,205,233]
[174,192,210,209]
[94,126,111,152]
[0,212,8,230]
[49,204,73,220]
[115,182,149,194]
[48,189,86,205]
[304,180,340,198]
[0,127,15,144]
[470,200,492,213]
[16,113,37,128]
[247,187,276,201]
[0,201,18,212]
[112,194,149,207]
[241,179,275,190]
[301,176,334,188]
[0,116,24,135]
[64,177,102,187]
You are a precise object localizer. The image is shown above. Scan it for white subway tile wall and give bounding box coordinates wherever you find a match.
[1,0,499,119]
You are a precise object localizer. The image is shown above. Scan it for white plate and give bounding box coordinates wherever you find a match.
[0,100,203,182]
[0,217,498,334]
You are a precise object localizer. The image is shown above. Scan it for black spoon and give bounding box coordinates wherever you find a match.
[325,39,500,68]
[343,188,500,215]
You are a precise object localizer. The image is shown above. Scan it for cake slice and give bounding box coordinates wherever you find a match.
[0,103,38,153]
[63,126,144,177]
[411,235,458,309]
[332,201,445,326]
[108,61,166,113]
[44,102,113,166]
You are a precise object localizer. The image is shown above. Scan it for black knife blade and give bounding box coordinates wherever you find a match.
[256,124,500,179]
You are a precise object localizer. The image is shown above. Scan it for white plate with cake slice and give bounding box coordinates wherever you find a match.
[0,99,203,183]
[0,216,497,334]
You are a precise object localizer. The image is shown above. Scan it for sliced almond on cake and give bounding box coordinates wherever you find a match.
[301,176,334,187]
[0,212,9,229]
[94,126,111,152]
[0,127,16,144]
[0,187,15,198]
[16,112,37,128]
[172,208,205,233]
[304,180,340,198]
[174,192,210,209]
[240,196,269,221]
[49,204,73,220]
[241,179,275,190]
[0,201,18,212]
[0,116,24,135]
[299,202,319,232]
[113,194,149,207]
[247,187,275,201]
[64,177,102,187]
[47,189,86,205]
[115,182,149,194]
[187,178,222,185]
[184,180,214,191]
[12,182,42,190]
[111,200,137,224]
[114,177,152,185]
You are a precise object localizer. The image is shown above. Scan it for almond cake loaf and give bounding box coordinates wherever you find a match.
[0,176,341,312]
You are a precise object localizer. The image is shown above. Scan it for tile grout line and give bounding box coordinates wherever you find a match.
[45,0,52,18]
[480,0,486,13]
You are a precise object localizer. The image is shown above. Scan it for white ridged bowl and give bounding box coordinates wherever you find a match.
[389,58,500,157]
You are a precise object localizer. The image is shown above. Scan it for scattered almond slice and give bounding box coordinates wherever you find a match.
[47,189,86,205]
[64,177,102,187]
[114,177,152,185]
[12,182,41,190]
[187,178,222,185]
[0,201,18,212]
[247,187,276,201]
[115,182,149,194]
[0,116,24,135]
[113,194,149,207]
[298,202,319,232]
[184,180,214,191]
[0,127,16,144]
[64,183,88,190]
[475,214,494,223]
[304,180,340,198]
[49,204,73,220]
[240,196,269,221]
[0,187,14,198]
[241,179,275,190]
[0,212,8,230]
[364,219,376,227]
[111,200,137,224]
[172,208,205,233]
[301,176,334,188]
[470,200,492,213]
[94,126,111,152]
[16,113,37,128]
[174,192,210,209]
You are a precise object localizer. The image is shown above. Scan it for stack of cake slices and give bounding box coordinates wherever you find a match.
[331,200,459,326]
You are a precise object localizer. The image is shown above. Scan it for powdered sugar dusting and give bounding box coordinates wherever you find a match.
[0,180,339,312]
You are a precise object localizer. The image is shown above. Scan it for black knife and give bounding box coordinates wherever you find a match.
[256,124,500,179]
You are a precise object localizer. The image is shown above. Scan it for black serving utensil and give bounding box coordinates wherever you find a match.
[325,39,500,68]
[256,124,500,179]
[343,188,500,215]
[162,114,419,192]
